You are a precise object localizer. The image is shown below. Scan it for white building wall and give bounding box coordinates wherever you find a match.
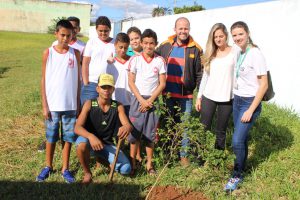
[120,0,300,114]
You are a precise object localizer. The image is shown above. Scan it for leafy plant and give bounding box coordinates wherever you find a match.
[47,16,67,34]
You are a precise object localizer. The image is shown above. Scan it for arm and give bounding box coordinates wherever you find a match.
[195,70,208,112]
[74,49,81,115]
[128,71,148,112]
[117,104,133,139]
[41,49,50,120]
[241,75,268,122]
[74,101,104,150]
[82,56,91,85]
[147,73,166,104]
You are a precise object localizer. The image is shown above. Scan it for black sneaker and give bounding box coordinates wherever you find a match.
[37,141,46,152]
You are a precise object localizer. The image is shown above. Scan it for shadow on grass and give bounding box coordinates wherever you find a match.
[246,116,294,172]
[0,180,143,200]
[0,67,10,78]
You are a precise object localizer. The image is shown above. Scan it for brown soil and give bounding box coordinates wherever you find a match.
[147,185,208,200]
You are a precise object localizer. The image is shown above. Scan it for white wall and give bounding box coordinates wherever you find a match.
[120,0,300,114]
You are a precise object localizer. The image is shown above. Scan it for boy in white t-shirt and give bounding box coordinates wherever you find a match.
[106,32,132,115]
[81,16,115,105]
[36,20,80,183]
[127,29,166,175]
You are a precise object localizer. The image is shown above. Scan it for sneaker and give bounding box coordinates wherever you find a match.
[37,141,46,152]
[36,166,53,182]
[224,177,242,192]
[62,169,75,183]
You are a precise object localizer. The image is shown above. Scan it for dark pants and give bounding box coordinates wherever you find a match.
[200,95,233,150]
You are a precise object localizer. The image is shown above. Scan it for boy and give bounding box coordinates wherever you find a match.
[52,16,85,58]
[81,16,115,105]
[106,32,132,115]
[38,16,86,153]
[36,19,80,183]
[75,74,132,184]
[127,26,143,56]
[128,29,166,175]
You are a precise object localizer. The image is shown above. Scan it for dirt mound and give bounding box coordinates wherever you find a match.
[147,185,208,200]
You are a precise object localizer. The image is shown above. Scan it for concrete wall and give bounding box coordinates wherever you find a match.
[120,0,300,114]
[0,0,91,35]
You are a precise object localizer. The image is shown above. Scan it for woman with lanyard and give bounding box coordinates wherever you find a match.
[224,21,268,192]
[195,23,238,150]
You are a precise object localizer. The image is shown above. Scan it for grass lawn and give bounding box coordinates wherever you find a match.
[0,31,299,199]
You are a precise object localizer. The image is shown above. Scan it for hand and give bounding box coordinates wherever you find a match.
[138,99,151,113]
[88,134,104,151]
[241,109,253,123]
[195,98,202,112]
[107,53,114,64]
[118,124,132,139]
[43,106,51,120]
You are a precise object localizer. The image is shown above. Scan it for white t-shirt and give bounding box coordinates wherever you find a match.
[83,37,115,83]
[46,46,78,111]
[52,39,85,57]
[198,46,239,102]
[106,57,132,106]
[128,53,166,96]
[234,47,268,97]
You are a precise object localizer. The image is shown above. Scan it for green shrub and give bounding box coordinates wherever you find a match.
[47,17,67,34]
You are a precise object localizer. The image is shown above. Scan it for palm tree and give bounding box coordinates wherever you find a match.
[152,6,165,17]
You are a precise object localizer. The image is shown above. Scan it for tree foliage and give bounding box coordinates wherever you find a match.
[47,16,67,34]
[174,4,205,14]
[152,6,173,17]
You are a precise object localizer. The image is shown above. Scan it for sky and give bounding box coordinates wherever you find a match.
[54,0,276,22]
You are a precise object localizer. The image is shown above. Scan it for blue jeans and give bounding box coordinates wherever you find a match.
[232,95,261,177]
[45,110,77,143]
[76,136,131,175]
[166,97,193,158]
[80,82,98,106]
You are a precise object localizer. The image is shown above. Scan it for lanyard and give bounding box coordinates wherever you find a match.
[236,47,250,78]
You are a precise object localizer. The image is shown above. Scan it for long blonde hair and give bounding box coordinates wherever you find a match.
[203,23,228,73]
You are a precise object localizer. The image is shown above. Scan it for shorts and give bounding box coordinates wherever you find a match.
[127,96,159,143]
[45,110,77,143]
[80,82,98,106]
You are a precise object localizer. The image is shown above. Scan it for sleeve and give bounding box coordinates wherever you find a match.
[128,56,137,73]
[252,48,268,75]
[197,70,208,98]
[158,57,166,74]
[195,48,203,89]
[83,39,93,57]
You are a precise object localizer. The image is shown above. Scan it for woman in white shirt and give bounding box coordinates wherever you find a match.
[195,23,237,150]
[224,21,268,192]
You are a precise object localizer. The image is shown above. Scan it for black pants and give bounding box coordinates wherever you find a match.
[200,95,233,150]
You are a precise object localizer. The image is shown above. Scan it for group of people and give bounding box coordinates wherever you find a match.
[36,15,268,192]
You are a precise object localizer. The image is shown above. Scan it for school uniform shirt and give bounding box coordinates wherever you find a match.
[128,53,166,96]
[106,57,132,106]
[45,46,78,111]
[197,46,239,102]
[234,47,268,97]
[83,37,115,83]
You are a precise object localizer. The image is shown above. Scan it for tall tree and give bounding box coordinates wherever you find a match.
[152,6,173,17]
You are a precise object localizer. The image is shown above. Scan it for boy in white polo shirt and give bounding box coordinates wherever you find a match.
[81,16,115,105]
[106,32,132,115]
[128,29,166,175]
[36,20,80,183]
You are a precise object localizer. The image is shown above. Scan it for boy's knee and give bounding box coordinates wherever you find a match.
[119,163,131,175]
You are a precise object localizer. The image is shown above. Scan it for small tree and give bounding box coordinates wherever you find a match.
[47,16,66,34]
[174,4,205,14]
